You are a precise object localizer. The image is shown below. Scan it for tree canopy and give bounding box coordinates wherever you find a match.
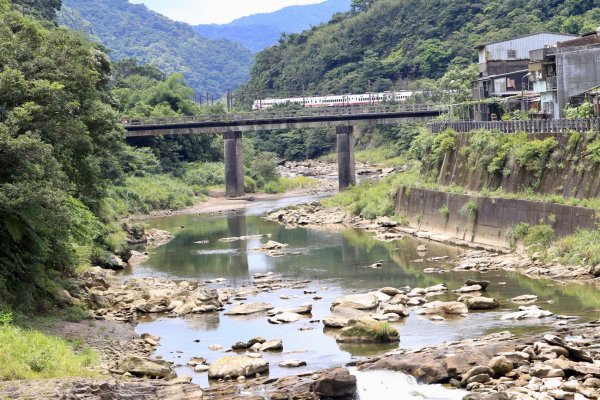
[0,6,125,308]
[240,0,599,101]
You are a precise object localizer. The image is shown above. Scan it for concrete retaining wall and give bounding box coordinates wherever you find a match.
[395,187,600,248]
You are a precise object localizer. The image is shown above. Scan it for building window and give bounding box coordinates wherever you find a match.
[507,49,517,59]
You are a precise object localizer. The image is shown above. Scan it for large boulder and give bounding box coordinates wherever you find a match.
[331,293,379,310]
[417,301,468,316]
[208,356,269,379]
[119,356,177,380]
[336,318,399,343]
[311,368,357,398]
[488,356,514,378]
[225,302,274,315]
[323,308,369,328]
[465,297,499,310]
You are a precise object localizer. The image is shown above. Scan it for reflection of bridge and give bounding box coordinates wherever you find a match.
[122,104,447,197]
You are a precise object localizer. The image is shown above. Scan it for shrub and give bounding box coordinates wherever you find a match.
[524,224,555,248]
[438,205,449,217]
[251,152,280,185]
[182,162,224,187]
[512,136,558,174]
[244,176,257,193]
[264,180,285,194]
[460,200,478,216]
[324,180,395,219]
[65,305,89,323]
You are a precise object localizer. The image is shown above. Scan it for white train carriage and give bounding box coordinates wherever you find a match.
[252,91,414,110]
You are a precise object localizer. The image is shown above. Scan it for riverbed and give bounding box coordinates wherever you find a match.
[125,195,600,394]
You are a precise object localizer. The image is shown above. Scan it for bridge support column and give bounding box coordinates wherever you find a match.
[336,125,355,191]
[224,131,245,198]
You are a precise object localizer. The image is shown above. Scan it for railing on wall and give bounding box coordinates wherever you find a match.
[122,104,448,128]
[427,118,600,134]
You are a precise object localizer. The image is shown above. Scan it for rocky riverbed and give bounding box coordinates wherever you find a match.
[6,195,600,400]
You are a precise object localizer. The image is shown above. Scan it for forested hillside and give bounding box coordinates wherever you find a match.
[0,0,126,308]
[59,0,253,96]
[194,0,351,53]
[241,0,599,98]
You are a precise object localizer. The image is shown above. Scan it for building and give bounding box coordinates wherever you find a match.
[529,29,600,118]
[473,32,577,121]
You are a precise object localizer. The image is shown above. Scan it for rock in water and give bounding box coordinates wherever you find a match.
[311,368,357,398]
[260,339,283,352]
[417,301,468,316]
[500,305,553,320]
[336,318,399,343]
[465,296,499,310]
[225,302,274,315]
[208,356,269,379]
[278,360,307,368]
[331,293,379,310]
[119,356,177,380]
[268,312,302,324]
[323,308,369,328]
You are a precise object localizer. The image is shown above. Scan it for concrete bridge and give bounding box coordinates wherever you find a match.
[122,104,447,197]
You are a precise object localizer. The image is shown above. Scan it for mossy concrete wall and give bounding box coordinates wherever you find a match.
[395,186,599,248]
[438,132,600,199]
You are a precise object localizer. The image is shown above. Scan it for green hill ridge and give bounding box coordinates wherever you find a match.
[241,0,599,98]
[59,0,253,96]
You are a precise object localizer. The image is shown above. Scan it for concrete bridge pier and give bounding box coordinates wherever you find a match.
[336,125,355,191]
[224,131,245,198]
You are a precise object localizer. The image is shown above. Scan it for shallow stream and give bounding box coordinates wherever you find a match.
[126,195,600,396]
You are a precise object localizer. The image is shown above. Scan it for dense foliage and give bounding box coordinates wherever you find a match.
[111,58,224,173]
[241,0,599,99]
[59,0,253,96]
[11,0,61,21]
[0,1,126,309]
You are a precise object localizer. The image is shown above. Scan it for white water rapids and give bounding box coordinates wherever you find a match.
[351,368,467,400]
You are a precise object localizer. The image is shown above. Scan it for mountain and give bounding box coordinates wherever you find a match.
[240,0,599,98]
[193,0,351,53]
[59,0,253,96]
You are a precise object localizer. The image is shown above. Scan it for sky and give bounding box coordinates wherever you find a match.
[129,0,326,25]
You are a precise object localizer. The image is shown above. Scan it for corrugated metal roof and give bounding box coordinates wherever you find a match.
[475,32,578,49]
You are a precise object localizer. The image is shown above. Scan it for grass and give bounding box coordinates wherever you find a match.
[320,148,409,168]
[324,180,396,219]
[553,229,600,267]
[107,174,206,214]
[0,324,99,380]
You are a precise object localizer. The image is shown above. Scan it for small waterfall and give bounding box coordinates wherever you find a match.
[351,368,467,400]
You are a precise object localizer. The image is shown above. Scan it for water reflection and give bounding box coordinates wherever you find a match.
[129,198,600,388]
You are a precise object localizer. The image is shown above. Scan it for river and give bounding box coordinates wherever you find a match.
[125,195,600,396]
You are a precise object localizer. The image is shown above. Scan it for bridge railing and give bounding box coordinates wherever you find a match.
[427,118,600,134]
[122,103,448,128]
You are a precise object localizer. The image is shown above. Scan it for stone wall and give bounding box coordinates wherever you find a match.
[395,187,600,248]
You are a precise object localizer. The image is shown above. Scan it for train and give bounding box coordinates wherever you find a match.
[252,91,416,110]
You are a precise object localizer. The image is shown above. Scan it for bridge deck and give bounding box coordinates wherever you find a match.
[123,104,447,137]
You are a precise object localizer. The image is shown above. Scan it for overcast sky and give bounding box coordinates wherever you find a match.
[129,0,326,24]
